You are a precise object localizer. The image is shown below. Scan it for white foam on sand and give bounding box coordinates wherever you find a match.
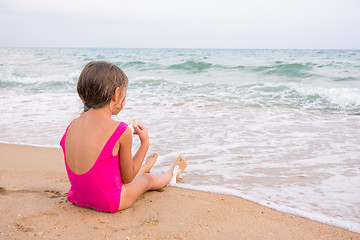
[176,183,360,234]
[168,165,180,186]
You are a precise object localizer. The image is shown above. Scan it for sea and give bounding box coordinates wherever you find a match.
[0,48,359,232]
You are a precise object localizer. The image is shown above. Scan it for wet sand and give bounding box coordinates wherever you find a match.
[0,143,359,239]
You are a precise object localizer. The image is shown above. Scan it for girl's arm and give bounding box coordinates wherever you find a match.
[118,124,149,183]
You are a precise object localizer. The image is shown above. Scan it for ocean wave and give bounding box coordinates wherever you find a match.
[294,86,360,114]
[125,60,246,73]
[251,62,316,78]
[0,72,78,91]
[333,77,359,82]
[122,61,147,67]
[236,83,360,114]
[120,61,163,72]
[129,77,360,114]
[165,60,322,79]
[167,60,214,72]
[231,65,246,70]
[131,76,170,87]
[0,79,75,92]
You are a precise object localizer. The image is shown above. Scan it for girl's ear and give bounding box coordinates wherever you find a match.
[112,87,121,102]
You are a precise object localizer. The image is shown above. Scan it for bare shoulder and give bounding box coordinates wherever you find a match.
[65,116,82,135]
[119,126,132,141]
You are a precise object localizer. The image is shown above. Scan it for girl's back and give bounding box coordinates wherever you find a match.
[61,109,128,213]
[64,111,121,175]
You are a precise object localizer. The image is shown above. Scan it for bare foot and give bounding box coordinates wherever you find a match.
[173,156,188,179]
[144,153,158,173]
[168,156,188,185]
[173,156,187,172]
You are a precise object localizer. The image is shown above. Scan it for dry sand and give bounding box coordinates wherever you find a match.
[0,143,359,239]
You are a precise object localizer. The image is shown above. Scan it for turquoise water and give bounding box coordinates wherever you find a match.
[1,48,359,113]
[0,48,359,232]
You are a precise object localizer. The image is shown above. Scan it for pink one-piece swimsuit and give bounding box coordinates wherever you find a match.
[60,122,128,213]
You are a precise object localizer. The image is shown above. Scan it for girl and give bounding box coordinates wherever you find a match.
[60,61,187,212]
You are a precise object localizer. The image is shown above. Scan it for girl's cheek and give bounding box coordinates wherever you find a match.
[117,98,126,112]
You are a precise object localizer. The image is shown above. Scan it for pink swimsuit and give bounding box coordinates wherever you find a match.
[60,122,128,213]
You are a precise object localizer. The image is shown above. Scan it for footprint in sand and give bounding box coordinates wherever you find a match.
[44,190,66,199]
[0,187,7,195]
[15,223,33,233]
[0,187,66,199]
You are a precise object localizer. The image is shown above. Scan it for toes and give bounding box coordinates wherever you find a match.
[147,153,158,160]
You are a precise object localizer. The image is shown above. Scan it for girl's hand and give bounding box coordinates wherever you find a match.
[132,123,149,144]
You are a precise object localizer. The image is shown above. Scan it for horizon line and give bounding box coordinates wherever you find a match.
[1,46,359,51]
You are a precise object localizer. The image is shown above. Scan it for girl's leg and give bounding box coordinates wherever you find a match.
[119,171,172,210]
[119,156,187,211]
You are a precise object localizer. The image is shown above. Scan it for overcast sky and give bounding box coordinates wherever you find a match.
[0,0,359,49]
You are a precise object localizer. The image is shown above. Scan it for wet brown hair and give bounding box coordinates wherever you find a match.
[77,61,128,110]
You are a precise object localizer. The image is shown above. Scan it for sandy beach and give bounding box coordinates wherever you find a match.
[0,143,359,240]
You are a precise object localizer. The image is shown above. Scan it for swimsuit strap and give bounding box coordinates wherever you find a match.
[99,122,128,158]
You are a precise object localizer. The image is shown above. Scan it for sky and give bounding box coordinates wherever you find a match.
[0,0,359,49]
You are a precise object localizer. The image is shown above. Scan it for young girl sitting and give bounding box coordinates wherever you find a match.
[60,60,187,212]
